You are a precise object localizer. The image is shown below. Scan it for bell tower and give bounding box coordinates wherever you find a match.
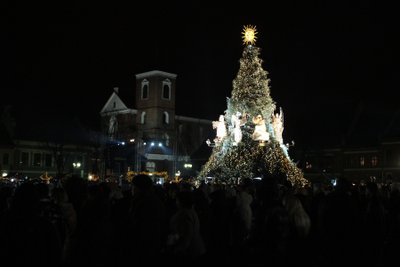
[134,70,178,175]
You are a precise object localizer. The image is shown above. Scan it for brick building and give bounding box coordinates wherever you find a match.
[100,70,213,180]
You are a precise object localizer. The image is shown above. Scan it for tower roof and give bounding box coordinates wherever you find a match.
[135,70,177,79]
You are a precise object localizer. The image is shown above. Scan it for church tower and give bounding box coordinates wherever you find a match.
[134,70,177,174]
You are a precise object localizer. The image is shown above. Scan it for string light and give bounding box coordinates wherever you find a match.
[198,26,310,188]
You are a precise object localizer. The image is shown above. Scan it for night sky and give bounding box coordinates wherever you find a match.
[1,1,396,146]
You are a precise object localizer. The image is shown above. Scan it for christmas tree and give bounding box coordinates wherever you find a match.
[199,25,309,188]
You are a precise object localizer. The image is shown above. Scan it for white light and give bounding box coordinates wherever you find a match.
[158,142,162,147]
[175,170,181,176]
[73,162,81,168]
[11,178,15,182]
[143,142,147,145]
[184,163,192,169]
[151,142,155,146]
[121,142,125,145]
[2,172,7,177]
[88,175,93,181]
[253,177,262,180]
[130,139,135,143]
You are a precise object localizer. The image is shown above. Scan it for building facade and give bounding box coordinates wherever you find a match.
[0,109,101,182]
[100,70,213,180]
[295,140,400,184]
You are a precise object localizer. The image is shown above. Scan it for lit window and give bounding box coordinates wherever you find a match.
[146,161,155,172]
[141,112,146,124]
[163,111,169,124]
[360,156,365,167]
[371,156,378,167]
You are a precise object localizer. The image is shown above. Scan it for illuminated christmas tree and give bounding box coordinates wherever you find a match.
[199,25,309,187]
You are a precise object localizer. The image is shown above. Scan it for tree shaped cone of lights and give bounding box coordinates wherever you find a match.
[198,25,309,188]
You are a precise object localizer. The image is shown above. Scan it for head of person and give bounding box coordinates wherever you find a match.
[176,190,194,209]
[131,174,153,196]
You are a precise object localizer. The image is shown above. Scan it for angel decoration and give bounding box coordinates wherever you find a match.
[231,112,243,145]
[252,114,270,146]
[272,107,284,144]
[212,114,227,146]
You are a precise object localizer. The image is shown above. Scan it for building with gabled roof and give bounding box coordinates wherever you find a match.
[100,70,213,180]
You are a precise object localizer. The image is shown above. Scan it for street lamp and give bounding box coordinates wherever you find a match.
[72,162,82,177]
[73,162,81,168]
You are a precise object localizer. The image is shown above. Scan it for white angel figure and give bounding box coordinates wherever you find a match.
[252,114,270,145]
[212,115,227,144]
[272,108,284,144]
[231,113,243,145]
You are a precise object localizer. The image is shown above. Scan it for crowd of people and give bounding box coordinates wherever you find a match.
[1,174,400,266]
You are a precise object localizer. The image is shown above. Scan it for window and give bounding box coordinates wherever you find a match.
[33,153,42,167]
[20,152,29,166]
[360,156,365,167]
[141,112,146,124]
[164,133,170,146]
[146,161,155,172]
[163,111,169,124]
[109,115,118,138]
[371,156,378,167]
[386,150,395,166]
[45,154,52,167]
[141,79,149,99]
[162,79,171,100]
[113,101,116,109]
[2,153,9,165]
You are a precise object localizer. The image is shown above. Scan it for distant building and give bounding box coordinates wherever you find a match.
[0,106,101,181]
[0,70,213,183]
[295,141,400,185]
[293,100,400,184]
[99,70,213,180]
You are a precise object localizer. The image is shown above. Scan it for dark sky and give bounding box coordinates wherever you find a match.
[1,1,397,145]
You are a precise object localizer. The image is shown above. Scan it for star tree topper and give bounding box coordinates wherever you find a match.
[242,25,258,45]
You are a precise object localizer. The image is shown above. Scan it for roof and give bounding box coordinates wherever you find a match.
[135,70,177,79]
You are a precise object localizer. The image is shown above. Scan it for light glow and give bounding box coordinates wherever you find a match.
[242,25,257,45]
